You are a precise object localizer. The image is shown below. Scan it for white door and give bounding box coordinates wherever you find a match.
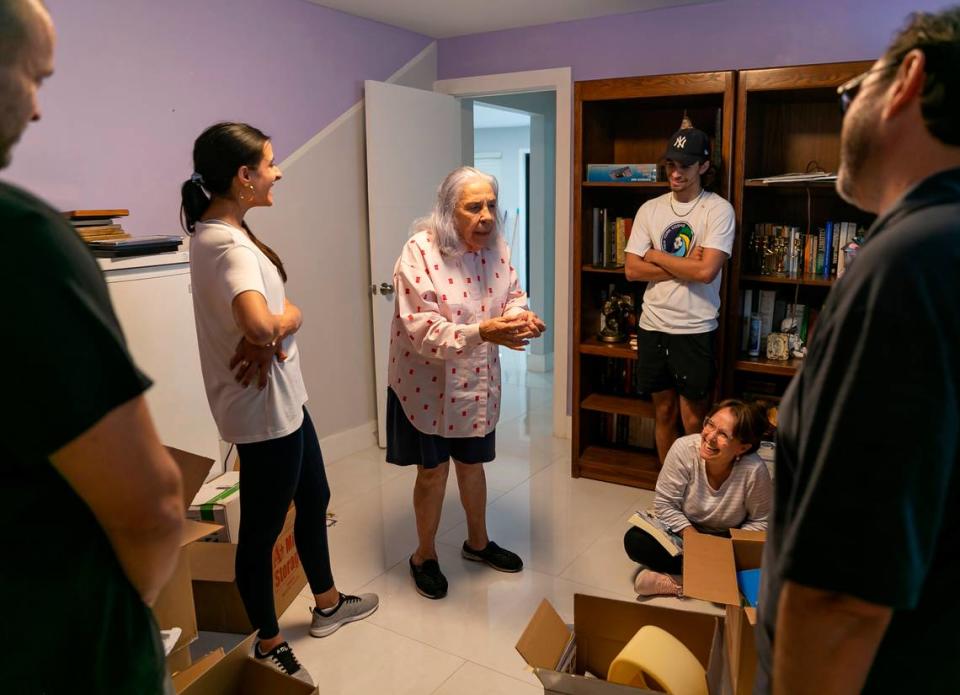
[365,80,463,447]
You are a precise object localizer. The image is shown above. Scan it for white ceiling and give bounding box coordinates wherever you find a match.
[308,0,713,39]
[474,103,531,129]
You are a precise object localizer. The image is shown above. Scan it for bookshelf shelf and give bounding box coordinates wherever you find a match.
[734,355,803,377]
[577,445,661,489]
[581,394,656,418]
[741,273,834,287]
[574,70,735,490]
[582,181,669,189]
[744,180,837,188]
[579,337,637,360]
[582,264,626,274]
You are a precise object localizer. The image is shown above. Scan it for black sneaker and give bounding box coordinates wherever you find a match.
[461,540,523,572]
[409,556,448,599]
[253,641,314,685]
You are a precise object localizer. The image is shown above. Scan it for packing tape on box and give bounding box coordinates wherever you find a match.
[606,625,708,695]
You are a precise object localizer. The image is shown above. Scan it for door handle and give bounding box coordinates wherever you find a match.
[379,282,395,295]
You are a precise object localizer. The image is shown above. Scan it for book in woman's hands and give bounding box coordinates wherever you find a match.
[629,510,684,557]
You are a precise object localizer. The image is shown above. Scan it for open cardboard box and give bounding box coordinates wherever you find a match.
[682,528,765,695]
[172,633,317,695]
[153,447,223,671]
[516,594,723,694]
[188,503,307,633]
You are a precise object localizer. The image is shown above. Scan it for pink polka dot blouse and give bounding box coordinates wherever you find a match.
[387,230,528,437]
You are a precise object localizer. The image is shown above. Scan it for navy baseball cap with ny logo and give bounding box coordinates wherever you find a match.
[663,127,711,166]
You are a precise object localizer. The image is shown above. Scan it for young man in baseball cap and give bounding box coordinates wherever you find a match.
[624,123,736,465]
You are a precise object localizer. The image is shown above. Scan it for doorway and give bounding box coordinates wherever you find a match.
[468,94,556,400]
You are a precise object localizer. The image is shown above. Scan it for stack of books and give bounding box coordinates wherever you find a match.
[65,209,131,243]
[64,208,183,258]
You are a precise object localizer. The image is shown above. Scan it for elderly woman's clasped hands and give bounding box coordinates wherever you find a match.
[479,311,547,349]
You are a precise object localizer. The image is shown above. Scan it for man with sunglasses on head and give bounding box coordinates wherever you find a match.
[625,123,735,466]
[756,8,960,694]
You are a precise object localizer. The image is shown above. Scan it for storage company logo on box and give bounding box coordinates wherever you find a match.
[273,531,302,589]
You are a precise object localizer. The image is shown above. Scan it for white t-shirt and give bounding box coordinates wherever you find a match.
[189,220,307,443]
[625,191,735,334]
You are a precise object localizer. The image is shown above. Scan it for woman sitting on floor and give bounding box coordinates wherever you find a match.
[624,399,773,597]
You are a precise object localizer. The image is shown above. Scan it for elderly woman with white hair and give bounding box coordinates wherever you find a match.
[386,166,546,599]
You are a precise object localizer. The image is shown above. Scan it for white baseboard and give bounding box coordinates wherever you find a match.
[527,351,554,373]
[319,420,378,463]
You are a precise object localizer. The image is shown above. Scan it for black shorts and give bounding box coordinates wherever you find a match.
[385,388,496,469]
[635,328,716,401]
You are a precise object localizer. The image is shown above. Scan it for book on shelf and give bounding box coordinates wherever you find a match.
[628,510,683,557]
[757,290,776,350]
[591,208,602,265]
[746,172,837,184]
[823,221,834,277]
[63,209,130,219]
[740,289,753,351]
[586,163,658,183]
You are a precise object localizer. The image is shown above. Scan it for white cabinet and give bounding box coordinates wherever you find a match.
[100,252,222,479]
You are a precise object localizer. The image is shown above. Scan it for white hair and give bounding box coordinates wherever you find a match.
[411,166,502,257]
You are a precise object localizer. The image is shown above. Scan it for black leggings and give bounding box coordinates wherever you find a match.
[235,408,333,639]
[623,526,683,575]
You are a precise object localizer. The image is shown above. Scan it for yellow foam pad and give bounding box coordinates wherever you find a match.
[606,624,708,695]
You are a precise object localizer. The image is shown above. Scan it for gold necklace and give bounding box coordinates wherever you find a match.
[669,188,704,217]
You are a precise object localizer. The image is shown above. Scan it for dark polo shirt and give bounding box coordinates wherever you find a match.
[755,168,960,693]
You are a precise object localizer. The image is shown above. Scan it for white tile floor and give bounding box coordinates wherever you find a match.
[202,352,716,693]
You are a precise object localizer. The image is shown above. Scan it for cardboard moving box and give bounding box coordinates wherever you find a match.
[516,594,723,694]
[152,447,222,671]
[682,528,766,695]
[189,504,308,633]
[188,472,241,543]
[173,633,317,695]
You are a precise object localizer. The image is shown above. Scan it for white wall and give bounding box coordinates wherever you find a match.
[473,125,530,292]
[245,44,437,456]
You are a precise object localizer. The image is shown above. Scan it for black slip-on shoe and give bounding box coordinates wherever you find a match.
[461,540,523,573]
[409,556,448,599]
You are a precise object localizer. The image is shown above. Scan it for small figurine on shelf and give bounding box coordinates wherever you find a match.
[780,315,807,359]
[598,291,636,343]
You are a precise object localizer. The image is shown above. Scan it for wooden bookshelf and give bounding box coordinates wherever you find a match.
[741,273,834,287]
[573,70,736,490]
[582,181,670,189]
[733,355,803,377]
[579,337,637,360]
[581,394,656,418]
[722,61,875,400]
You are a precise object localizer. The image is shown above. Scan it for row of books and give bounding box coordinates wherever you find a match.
[590,208,634,268]
[593,412,656,450]
[740,288,819,353]
[594,356,642,396]
[745,221,864,279]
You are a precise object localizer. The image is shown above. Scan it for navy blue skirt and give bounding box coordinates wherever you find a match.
[385,388,496,469]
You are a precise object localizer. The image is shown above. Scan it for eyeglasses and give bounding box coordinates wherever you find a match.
[837,63,897,114]
[702,417,735,447]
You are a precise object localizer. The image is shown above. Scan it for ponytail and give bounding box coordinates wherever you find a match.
[180,178,210,235]
[242,221,287,283]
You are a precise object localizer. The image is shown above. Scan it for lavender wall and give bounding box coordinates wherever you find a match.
[438,0,951,81]
[4,0,431,235]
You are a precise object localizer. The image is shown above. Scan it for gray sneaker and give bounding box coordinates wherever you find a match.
[309,592,379,637]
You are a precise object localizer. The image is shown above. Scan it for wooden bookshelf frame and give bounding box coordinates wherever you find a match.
[722,61,873,388]
[572,71,736,489]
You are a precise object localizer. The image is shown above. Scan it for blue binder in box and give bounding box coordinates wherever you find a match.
[587,163,658,182]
